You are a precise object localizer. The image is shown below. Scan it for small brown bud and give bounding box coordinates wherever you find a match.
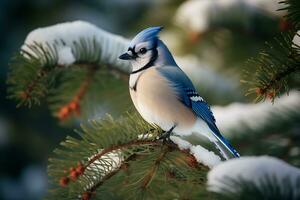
[69,101,79,111]
[70,170,80,181]
[69,167,76,172]
[279,18,293,32]
[58,106,70,120]
[20,91,29,99]
[81,192,92,200]
[267,91,275,100]
[59,177,69,187]
[255,88,264,95]
[76,163,85,175]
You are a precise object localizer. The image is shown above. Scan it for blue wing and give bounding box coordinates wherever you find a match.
[157,66,217,129]
[157,66,240,158]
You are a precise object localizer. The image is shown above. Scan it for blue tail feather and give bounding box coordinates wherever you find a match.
[213,132,240,158]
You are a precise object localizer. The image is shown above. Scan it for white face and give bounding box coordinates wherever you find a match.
[129,41,156,72]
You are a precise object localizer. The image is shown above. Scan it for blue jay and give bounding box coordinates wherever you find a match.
[119,27,240,159]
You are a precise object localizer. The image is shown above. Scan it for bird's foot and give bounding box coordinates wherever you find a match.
[159,131,172,143]
[158,125,176,144]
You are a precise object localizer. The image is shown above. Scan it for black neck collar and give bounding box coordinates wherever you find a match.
[130,41,158,75]
[130,61,154,74]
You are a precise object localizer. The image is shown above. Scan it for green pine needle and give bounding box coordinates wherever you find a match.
[242,0,300,102]
[242,31,300,102]
[7,36,130,121]
[47,113,209,200]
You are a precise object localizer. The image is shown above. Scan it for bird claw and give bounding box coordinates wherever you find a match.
[159,131,172,143]
[158,125,176,143]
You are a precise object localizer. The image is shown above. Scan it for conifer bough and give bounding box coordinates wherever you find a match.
[6,0,300,198]
[242,0,300,102]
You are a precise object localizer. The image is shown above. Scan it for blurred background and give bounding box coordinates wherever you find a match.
[0,0,299,199]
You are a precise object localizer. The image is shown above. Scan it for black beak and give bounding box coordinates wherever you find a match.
[119,52,132,60]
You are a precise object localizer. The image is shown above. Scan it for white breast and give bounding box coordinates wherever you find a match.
[129,67,197,135]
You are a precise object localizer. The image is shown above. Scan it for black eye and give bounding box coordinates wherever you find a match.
[139,48,147,54]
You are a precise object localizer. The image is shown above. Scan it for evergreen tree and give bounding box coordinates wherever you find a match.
[6,0,300,199]
[242,0,300,102]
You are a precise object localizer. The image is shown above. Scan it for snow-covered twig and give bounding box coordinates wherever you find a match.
[19,21,299,133]
[245,0,286,17]
[293,31,300,47]
[84,150,123,190]
[207,156,300,197]
[22,21,131,72]
[171,136,221,168]
[212,91,300,137]
[174,0,286,33]
[21,21,242,100]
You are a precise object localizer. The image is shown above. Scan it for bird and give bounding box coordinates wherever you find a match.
[119,27,240,160]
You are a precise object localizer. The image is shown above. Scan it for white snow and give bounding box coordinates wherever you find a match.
[212,91,300,137]
[293,31,300,47]
[20,21,299,141]
[22,21,130,72]
[87,150,123,173]
[245,0,286,17]
[170,136,192,150]
[190,145,222,168]
[289,147,300,157]
[174,0,285,33]
[174,0,215,33]
[174,0,240,32]
[85,150,123,189]
[137,133,153,140]
[207,156,300,196]
[170,136,221,168]
[57,46,75,66]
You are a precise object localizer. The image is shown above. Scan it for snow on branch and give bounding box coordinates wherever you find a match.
[242,30,299,102]
[10,20,246,111]
[22,20,130,72]
[171,136,221,168]
[207,156,300,197]
[174,0,286,34]
[11,20,298,125]
[245,0,287,17]
[212,91,300,137]
[293,31,300,47]
[8,20,134,114]
[23,20,242,90]
[48,113,211,199]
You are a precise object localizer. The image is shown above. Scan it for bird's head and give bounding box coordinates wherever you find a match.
[119,26,176,74]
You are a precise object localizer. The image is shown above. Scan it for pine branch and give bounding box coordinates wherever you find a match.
[213,91,300,138]
[207,156,300,200]
[140,146,170,189]
[7,20,250,122]
[7,39,96,107]
[7,21,131,121]
[242,0,300,102]
[7,43,60,107]
[88,154,135,190]
[56,65,96,120]
[242,32,300,102]
[47,114,210,200]
[211,175,300,200]
[281,0,300,29]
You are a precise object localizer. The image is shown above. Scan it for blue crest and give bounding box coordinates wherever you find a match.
[129,26,163,47]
